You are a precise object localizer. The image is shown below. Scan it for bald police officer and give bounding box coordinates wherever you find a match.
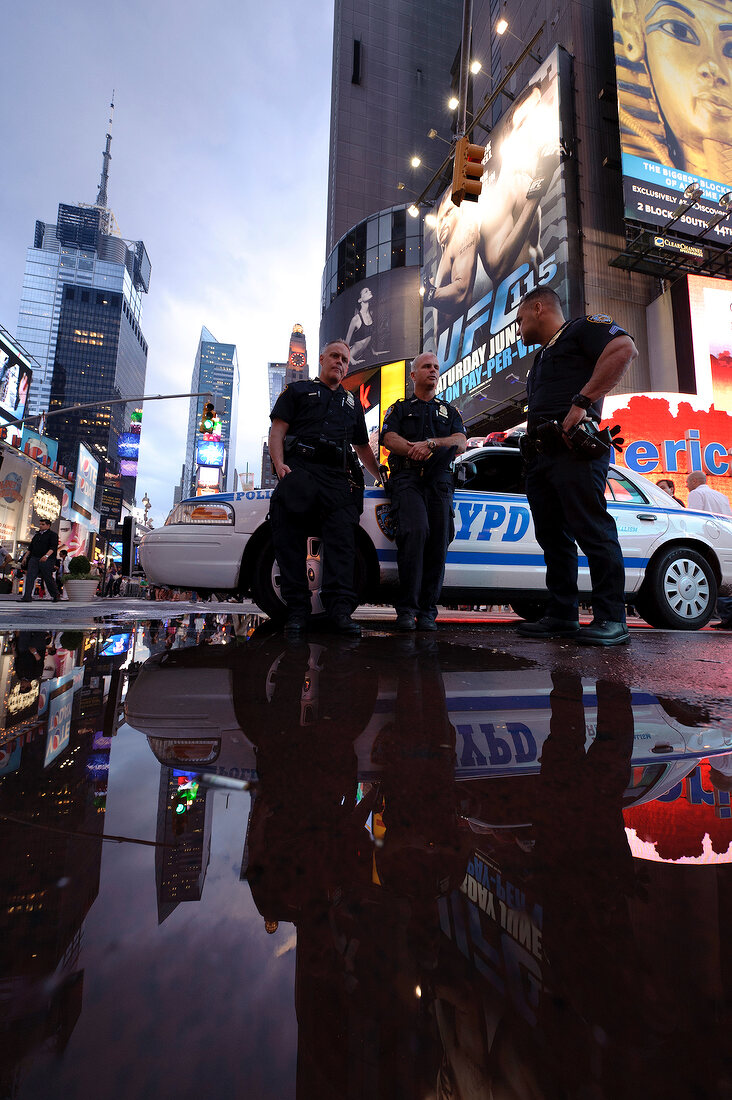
[269,340,380,639]
[515,287,638,646]
[381,352,466,631]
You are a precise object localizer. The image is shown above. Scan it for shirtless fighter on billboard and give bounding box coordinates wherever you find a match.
[423,79,561,333]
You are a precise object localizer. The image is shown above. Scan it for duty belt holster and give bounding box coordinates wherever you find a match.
[286,436,348,470]
[389,456,425,476]
[525,419,611,460]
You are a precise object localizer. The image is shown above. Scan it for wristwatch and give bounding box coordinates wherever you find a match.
[427,439,437,452]
[571,393,593,410]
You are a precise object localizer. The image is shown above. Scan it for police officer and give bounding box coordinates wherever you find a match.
[515,286,638,646]
[269,339,380,639]
[381,352,467,631]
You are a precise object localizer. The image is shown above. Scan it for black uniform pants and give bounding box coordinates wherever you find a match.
[525,448,626,622]
[390,470,454,620]
[269,461,359,618]
[21,555,59,601]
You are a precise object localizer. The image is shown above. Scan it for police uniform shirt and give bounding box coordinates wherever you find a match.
[526,315,631,429]
[270,378,368,446]
[380,395,464,468]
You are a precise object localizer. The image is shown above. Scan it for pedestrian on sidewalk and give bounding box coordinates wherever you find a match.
[20,519,60,603]
[55,548,70,601]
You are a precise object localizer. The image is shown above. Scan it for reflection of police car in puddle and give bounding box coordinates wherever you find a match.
[139,447,732,629]
[124,637,732,816]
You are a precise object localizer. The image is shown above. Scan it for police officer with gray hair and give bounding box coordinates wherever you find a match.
[381,352,466,631]
[269,339,380,639]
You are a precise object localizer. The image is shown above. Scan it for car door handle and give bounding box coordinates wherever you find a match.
[636,513,657,521]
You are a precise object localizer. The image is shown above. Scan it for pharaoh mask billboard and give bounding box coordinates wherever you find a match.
[612,0,732,244]
[422,47,575,427]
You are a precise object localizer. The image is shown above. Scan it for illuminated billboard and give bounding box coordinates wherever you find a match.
[612,0,732,245]
[602,392,732,507]
[73,442,99,520]
[685,274,732,406]
[0,330,32,424]
[196,464,221,489]
[0,455,30,543]
[20,427,58,465]
[196,439,225,468]
[319,266,421,373]
[117,432,140,459]
[422,46,577,427]
[30,477,64,529]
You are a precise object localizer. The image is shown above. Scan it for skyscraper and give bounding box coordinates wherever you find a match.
[266,323,309,409]
[326,0,463,254]
[261,324,309,489]
[181,326,240,498]
[16,101,151,504]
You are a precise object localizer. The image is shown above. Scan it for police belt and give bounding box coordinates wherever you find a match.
[290,439,348,469]
[389,455,427,474]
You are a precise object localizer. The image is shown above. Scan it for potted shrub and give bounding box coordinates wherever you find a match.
[64,555,100,602]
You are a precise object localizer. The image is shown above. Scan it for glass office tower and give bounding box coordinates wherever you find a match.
[182,327,240,497]
[16,127,151,506]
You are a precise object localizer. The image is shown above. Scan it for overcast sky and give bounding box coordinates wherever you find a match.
[1,0,333,526]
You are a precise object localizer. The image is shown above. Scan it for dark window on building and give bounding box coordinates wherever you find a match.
[81,290,89,303]
[65,286,75,300]
[391,208,406,268]
[352,39,362,85]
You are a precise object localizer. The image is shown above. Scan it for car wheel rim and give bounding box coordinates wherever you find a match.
[662,558,710,619]
[272,538,324,616]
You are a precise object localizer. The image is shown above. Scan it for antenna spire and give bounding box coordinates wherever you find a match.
[95,92,115,208]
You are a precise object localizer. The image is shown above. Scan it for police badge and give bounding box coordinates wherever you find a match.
[375,502,396,541]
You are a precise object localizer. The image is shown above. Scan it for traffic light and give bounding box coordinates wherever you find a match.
[199,403,216,434]
[451,136,485,206]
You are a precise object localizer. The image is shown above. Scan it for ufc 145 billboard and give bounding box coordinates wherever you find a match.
[423,46,577,427]
[612,0,732,245]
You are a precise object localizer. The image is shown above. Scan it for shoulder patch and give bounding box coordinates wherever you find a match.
[587,314,613,324]
[384,404,395,419]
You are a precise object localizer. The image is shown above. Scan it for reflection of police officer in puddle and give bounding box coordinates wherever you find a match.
[381,354,466,632]
[243,635,469,1098]
[516,287,638,646]
[432,673,641,1100]
[268,340,380,640]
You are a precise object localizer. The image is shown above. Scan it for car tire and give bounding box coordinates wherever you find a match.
[510,599,547,622]
[635,547,717,630]
[249,533,368,621]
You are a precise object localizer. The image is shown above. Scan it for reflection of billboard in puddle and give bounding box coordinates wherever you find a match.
[42,667,84,768]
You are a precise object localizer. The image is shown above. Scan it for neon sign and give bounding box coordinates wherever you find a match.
[32,487,62,521]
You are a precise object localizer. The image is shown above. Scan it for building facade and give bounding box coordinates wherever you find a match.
[16,115,151,505]
[322,0,732,440]
[326,0,463,254]
[182,327,240,498]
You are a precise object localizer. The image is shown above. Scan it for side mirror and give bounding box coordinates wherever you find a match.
[455,461,477,486]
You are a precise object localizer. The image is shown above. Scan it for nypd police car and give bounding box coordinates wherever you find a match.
[139,446,732,629]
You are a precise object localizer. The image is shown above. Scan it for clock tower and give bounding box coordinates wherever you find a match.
[284,323,308,385]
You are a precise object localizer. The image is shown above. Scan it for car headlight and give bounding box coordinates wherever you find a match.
[165,501,235,525]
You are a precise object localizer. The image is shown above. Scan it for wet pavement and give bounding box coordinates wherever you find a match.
[1,611,732,1099]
